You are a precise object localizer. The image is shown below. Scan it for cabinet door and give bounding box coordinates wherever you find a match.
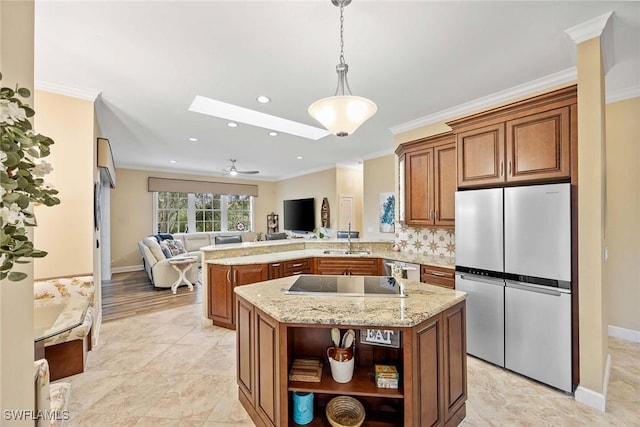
[443,302,467,423]
[457,123,505,188]
[315,258,348,275]
[234,264,268,286]
[414,315,444,427]
[209,264,233,327]
[256,310,279,427]
[268,263,284,280]
[405,147,434,226]
[506,107,571,183]
[236,297,254,405]
[433,143,456,227]
[346,258,382,276]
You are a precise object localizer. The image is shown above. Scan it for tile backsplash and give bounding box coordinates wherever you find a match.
[395,224,455,257]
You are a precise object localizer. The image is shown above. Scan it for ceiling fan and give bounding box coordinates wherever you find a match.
[223,159,260,176]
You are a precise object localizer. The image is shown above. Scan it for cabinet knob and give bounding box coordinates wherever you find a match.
[508,160,512,176]
[500,161,504,177]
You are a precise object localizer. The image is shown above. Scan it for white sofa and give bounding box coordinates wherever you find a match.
[138,237,200,289]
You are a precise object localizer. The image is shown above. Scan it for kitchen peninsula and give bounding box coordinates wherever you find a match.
[234,275,467,427]
[201,239,456,329]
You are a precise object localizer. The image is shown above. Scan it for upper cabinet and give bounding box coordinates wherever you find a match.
[396,132,456,228]
[448,85,577,188]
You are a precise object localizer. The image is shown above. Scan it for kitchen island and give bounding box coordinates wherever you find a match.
[234,275,467,427]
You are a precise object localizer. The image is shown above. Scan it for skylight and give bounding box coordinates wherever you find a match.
[188,95,331,140]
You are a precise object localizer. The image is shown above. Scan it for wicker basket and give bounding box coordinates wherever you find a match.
[325,396,365,427]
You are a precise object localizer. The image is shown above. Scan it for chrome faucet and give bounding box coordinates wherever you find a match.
[347,222,352,254]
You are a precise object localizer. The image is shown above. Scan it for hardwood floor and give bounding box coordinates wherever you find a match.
[101,270,202,322]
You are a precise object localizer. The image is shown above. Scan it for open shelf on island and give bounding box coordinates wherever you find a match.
[288,364,403,399]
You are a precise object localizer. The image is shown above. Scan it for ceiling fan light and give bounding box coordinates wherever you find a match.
[229,169,238,176]
[308,95,377,137]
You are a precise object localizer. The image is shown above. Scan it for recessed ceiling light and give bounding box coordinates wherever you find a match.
[189,95,330,140]
[188,137,198,142]
[297,156,303,160]
[268,131,278,136]
[227,122,239,128]
[256,96,271,104]
[169,160,177,164]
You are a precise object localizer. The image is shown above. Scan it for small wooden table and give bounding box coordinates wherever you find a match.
[168,256,198,294]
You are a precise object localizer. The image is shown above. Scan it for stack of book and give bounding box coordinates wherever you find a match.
[289,358,323,383]
[375,364,399,389]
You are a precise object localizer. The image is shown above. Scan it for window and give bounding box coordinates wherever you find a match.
[157,192,189,233]
[155,192,252,233]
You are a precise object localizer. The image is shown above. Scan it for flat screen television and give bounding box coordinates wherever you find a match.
[283,198,315,232]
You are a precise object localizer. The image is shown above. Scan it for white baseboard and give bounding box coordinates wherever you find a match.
[608,325,640,343]
[111,264,144,274]
[574,353,612,412]
[201,316,213,327]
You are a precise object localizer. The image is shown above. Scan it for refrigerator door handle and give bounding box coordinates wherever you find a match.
[505,280,567,296]
[456,273,505,287]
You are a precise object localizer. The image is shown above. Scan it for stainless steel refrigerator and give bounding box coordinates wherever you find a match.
[455,183,573,392]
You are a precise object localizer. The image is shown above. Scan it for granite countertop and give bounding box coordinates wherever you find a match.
[204,246,455,269]
[234,275,465,327]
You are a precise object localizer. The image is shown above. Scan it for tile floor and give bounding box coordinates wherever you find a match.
[62,303,639,426]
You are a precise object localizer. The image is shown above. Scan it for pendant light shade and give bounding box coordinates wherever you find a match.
[308,95,377,137]
[308,0,376,137]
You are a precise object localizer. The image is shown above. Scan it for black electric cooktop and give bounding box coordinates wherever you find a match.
[285,275,407,297]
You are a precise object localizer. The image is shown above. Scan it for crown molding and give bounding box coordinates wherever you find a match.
[606,85,640,104]
[564,11,613,45]
[564,11,614,73]
[390,68,577,135]
[34,80,101,101]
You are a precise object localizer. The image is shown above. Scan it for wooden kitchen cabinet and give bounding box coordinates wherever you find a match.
[421,265,455,289]
[396,132,456,227]
[236,297,254,404]
[268,258,312,279]
[315,257,382,276]
[208,263,268,329]
[283,258,312,276]
[448,85,576,188]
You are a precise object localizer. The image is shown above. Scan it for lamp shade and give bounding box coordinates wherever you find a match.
[308,95,377,137]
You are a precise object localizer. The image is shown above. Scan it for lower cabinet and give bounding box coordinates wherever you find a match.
[236,296,467,426]
[237,298,254,403]
[421,265,455,289]
[315,257,382,276]
[256,310,280,426]
[208,263,268,329]
[268,258,312,279]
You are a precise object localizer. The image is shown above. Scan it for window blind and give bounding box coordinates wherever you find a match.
[148,177,259,197]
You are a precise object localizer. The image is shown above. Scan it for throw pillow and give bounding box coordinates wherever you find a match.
[160,239,186,257]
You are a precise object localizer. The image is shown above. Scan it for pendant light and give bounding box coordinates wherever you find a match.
[308,0,377,137]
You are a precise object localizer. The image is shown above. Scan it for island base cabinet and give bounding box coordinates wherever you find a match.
[236,296,466,427]
[236,304,281,427]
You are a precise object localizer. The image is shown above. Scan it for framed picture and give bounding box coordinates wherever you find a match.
[379,192,395,233]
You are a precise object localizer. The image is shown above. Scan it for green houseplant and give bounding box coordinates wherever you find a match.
[0,73,60,281]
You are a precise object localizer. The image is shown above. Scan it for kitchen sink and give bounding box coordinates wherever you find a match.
[322,249,372,255]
